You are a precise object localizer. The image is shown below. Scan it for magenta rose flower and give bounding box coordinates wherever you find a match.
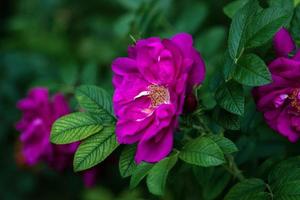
[16,87,77,169]
[253,28,300,142]
[112,33,206,163]
[16,87,98,187]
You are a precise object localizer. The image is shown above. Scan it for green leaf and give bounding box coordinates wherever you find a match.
[273,180,300,199]
[223,0,249,19]
[215,80,244,115]
[224,178,269,200]
[207,135,238,154]
[194,166,231,200]
[213,108,241,130]
[292,5,300,44]
[257,157,283,178]
[130,162,153,189]
[195,26,226,58]
[75,85,114,117]
[268,0,294,11]
[240,100,262,133]
[51,112,103,144]
[233,54,272,86]
[175,3,208,33]
[246,7,290,48]
[223,52,237,81]
[119,145,137,178]
[73,126,119,171]
[235,136,257,164]
[269,157,300,195]
[179,136,225,167]
[268,157,300,183]
[147,154,178,195]
[228,0,260,61]
[146,154,178,195]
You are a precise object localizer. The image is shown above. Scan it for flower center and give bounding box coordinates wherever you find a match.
[133,85,170,120]
[290,89,300,112]
[148,85,170,108]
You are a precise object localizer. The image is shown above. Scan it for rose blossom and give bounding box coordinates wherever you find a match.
[16,87,97,187]
[253,28,300,142]
[112,33,206,163]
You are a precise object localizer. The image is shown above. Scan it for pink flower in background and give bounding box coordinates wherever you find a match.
[112,33,206,163]
[16,87,97,187]
[253,28,300,142]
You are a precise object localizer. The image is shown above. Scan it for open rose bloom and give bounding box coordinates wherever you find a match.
[16,87,97,186]
[16,88,77,169]
[112,33,205,163]
[253,28,300,142]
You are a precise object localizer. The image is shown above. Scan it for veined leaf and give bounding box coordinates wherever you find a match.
[179,136,225,167]
[224,178,268,200]
[268,0,294,11]
[292,5,300,44]
[130,162,153,189]
[223,0,249,19]
[51,112,103,144]
[223,52,237,81]
[268,157,300,196]
[207,135,238,154]
[246,7,290,48]
[194,166,231,200]
[213,108,241,130]
[233,54,272,86]
[73,126,119,171]
[119,145,137,178]
[146,154,178,195]
[215,80,244,115]
[228,0,260,61]
[75,85,114,116]
[273,180,300,199]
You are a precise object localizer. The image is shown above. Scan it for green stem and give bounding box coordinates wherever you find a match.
[266,184,274,200]
[224,155,245,181]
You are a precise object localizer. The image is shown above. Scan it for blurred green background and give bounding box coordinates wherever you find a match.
[0,0,231,199]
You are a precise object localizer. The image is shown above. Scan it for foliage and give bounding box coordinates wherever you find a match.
[2,0,300,199]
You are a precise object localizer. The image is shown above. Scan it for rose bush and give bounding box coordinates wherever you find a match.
[3,0,300,199]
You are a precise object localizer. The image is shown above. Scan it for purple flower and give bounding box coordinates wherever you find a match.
[16,87,98,187]
[253,28,300,142]
[112,33,206,163]
[16,87,77,169]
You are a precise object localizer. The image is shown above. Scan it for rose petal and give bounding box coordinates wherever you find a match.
[273,28,296,57]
